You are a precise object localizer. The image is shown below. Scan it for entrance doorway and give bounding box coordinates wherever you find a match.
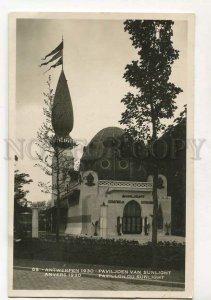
[122,200,142,234]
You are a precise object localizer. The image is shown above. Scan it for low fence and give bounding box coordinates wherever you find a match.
[14,236,185,270]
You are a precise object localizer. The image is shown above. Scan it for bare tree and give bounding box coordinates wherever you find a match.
[35,76,73,242]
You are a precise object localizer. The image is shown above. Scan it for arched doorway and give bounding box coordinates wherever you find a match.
[122,200,142,234]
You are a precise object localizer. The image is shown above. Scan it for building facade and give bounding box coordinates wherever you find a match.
[60,127,171,238]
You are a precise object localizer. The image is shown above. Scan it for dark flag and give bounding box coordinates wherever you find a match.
[40,40,63,73]
[40,50,62,67]
[44,57,63,74]
[42,41,63,60]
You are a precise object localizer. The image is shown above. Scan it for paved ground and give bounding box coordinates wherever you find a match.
[14,258,185,283]
[13,269,183,291]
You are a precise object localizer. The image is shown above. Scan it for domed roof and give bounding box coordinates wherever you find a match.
[82,127,124,161]
[90,127,124,144]
[80,126,148,181]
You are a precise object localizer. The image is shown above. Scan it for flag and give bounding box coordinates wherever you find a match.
[42,41,63,60]
[40,50,63,67]
[40,40,63,73]
[44,57,63,74]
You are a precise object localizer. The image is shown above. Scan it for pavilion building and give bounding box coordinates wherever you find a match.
[50,70,172,239]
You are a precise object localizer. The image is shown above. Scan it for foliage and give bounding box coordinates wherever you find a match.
[160,105,186,236]
[14,236,185,270]
[14,169,33,237]
[120,20,183,141]
[14,170,33,206]
[35,76,72,197]
[119,20,183,252]
[164,104,186,136]
[35,76,54,192]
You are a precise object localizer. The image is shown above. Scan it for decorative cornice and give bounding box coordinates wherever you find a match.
[98,180,153,192]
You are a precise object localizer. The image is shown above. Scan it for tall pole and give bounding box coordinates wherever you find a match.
[62,36,64,71]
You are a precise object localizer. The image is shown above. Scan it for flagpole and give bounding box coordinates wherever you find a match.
[62,36,64,71]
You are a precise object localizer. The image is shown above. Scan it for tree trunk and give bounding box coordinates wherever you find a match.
[151,111,159,268]
[152,166,159,268]
[55,146,61,243]
[56,195,60,243]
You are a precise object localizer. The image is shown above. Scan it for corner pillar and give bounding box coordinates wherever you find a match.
[100,203,108,238]
[32,207,39,238]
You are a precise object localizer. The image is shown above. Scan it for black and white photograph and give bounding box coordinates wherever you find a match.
[8,12,194,298]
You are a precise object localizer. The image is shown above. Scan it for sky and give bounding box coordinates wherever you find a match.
[15,18,188,203]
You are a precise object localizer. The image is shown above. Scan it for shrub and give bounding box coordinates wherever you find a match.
[14,236,185,270]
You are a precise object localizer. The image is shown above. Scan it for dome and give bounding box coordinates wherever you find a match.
[90,127,124,144]
[82,127,124,161]
[80,126,147,181]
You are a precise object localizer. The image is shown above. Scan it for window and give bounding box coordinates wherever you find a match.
[101,159,110,169]
[119,160,128,169]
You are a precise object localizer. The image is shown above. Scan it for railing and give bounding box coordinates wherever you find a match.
[98,180,153,191]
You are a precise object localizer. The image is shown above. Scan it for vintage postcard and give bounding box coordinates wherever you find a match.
[8,12,194,298]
